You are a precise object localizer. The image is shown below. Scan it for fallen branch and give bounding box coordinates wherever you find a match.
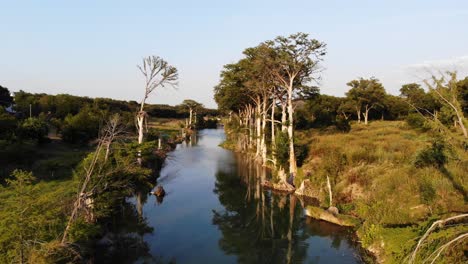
[409,213,468,263]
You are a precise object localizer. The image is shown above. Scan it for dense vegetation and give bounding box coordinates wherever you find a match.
[0,80,217,262]
[214,33,467,263]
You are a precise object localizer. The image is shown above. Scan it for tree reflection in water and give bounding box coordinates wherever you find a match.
[93,196,156,264]
[213,154,308,264]
[213,153,360,264]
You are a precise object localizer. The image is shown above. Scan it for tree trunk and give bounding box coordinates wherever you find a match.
[363,105,370,125]
[271,98,277,166]
[287,86,297,177]
[137,116,144,144]
[261,98,267,165]
[457,115,468,138]
[189,108,193,126]
[281,101,287,132]
[327,175,333,207]
[356,109,361,123]
[256,103,261,157]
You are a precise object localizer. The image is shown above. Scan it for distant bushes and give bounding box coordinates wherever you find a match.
[17,117,49,143]
[406,112,426,129]
[61,109,100,144]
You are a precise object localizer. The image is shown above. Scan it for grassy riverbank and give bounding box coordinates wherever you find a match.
[0,119,186,263]
[296,121,467,263]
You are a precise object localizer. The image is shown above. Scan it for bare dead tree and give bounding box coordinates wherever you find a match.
[424,72,467,138]
[61,115,125,245]
[136,56,178,145]
[102,114,126,162]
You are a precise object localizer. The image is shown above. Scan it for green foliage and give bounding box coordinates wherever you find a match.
[61,108,100,143]
[414,140,447,168]
[275,131,289,168]
[419,178,436,204]
[0,170,36,262]
[358,223,383,248]
[346,77,386,115]
[68,219,101,242]
[406,112,426,129]
[334,115,351,132]
[0,108,17,139]
[17,117,49,143]
[0,85,13,107]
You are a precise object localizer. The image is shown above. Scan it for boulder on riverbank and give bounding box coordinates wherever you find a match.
[305,205,359,227]
[151,186,165,197]
[262,180,295,193]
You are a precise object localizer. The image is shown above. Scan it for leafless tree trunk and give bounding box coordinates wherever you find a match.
[271,97,277,166]
[136,56,178,145]
[286,79,297,177]
[62,115,124,245]
[327,175,333,207]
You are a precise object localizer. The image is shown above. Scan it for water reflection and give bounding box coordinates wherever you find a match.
[136,129,361,263]
[213,154,360,264]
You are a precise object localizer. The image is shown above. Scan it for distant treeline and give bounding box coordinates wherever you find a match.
[11,90,218,119]
[0,87,218,144]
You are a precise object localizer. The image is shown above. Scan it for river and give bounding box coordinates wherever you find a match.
[131,128,363,263]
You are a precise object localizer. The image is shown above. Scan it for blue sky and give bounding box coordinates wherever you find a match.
[1,0,467,108]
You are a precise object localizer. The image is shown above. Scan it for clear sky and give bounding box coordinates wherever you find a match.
[1,0,467,108]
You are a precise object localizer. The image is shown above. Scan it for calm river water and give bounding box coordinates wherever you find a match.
[131,129,362,264]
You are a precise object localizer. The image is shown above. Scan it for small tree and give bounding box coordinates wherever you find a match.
[346,77,386,125]
[3,170,37,264]
[181,99,203,128]
[136,56,178,144]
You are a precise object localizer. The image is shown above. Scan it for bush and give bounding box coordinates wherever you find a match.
[414,140,447,168]
[17,117,49,143]
[294,141,309,167]
[406,113,426,129]
[61,110,100,143]
[335,115,351,132]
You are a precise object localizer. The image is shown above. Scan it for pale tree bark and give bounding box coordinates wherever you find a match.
[363,104,374,125]
[425,72,467,138]
[409,214,468,264]
[256,101,262,157]
[287,79,297,177]
[62,116,124,245]
[356,107,361,124]
[270,97,277,166]
[189,108,193,126]
[260,97,268,165]
[136,56,178,146]
[281,99,287,132]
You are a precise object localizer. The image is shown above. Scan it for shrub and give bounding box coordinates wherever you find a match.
[61,110,100,144]
[414,140,447,168]
[335,115,351,132]
[17,117,49,143]
[406,113,426,129]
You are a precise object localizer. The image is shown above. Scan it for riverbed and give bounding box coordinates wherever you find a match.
[135,129,362,263]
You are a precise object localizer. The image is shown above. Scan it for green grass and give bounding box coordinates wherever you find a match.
[296,121,468,262]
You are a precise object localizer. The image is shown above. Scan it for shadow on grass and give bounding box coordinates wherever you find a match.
[439,166,468,202]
